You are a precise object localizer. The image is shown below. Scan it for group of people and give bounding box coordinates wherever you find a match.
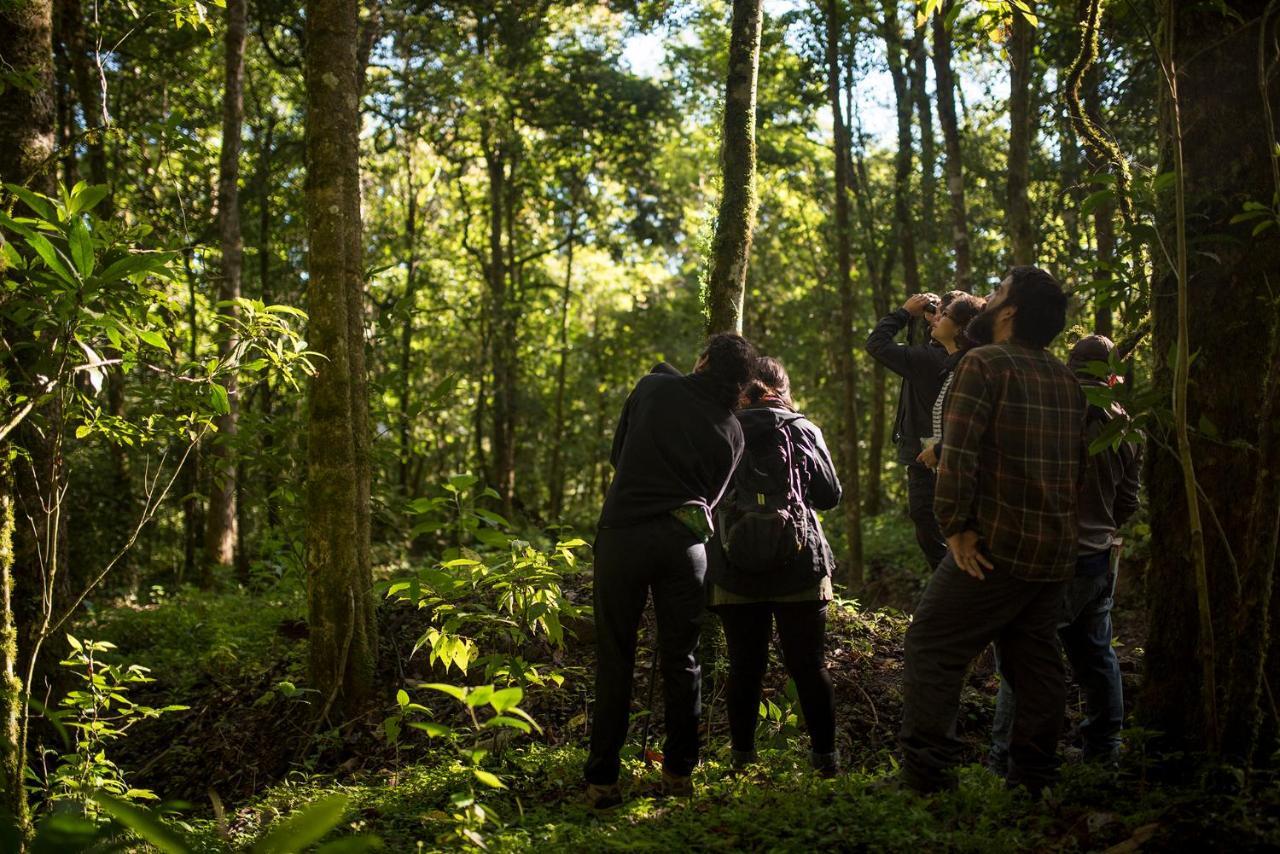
[583,265,1139,809]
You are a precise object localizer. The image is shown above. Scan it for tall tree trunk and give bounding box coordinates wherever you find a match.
[882,0,920,294]
[706,0,763,335]
[398,145,418,500]
[931,1,971,291]
[0,475,22,837]
[257,115,280,531]
[304,0,376,719]
[181,251,203,586]
[1143,0,1280,763]
[548,211,577,521]
[1085,61,1115,337]
[0,3,55,838]
[1006,4,1035,266]
[909,25,937,256]
[482,124,517,517]
[823,0,864,584]
[203,0,246,583]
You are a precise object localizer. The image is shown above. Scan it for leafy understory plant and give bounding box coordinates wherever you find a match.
[386,475,590,690]
[44,636,187,816]
[399,682,541,849]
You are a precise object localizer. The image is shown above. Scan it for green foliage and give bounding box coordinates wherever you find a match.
[386,476,590,687]
[42,637,187,816]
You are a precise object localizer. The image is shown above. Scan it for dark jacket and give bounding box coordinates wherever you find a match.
[865,308,948,463]
[711,404,842,598]
[1077,379,1142,560]
[599,362,745,529]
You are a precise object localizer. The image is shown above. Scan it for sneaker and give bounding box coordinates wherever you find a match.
[585,782,623,811]
[659,769,694,798]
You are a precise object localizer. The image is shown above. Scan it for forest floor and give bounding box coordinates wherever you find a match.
[71,515,1280,852]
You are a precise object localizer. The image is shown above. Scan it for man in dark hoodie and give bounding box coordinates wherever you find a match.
[989,334,1141,770]
[584,333,756,808]
[866,291,959,571]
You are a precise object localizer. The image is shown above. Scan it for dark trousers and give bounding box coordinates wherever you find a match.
[900,553,1067,792]
[585,516,706,785]
[906,463,948,572]
[717,600,836,758]
[991,566,1123,766]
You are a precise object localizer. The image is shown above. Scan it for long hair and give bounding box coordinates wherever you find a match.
[746,355,795,409]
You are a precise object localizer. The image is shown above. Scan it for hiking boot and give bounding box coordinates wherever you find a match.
[811,749,840,779]
[659,769,694,798]
[730,748,758,772]
[585,782,623,811]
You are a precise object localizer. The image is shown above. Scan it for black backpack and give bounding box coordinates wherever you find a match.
[720,414,811,576]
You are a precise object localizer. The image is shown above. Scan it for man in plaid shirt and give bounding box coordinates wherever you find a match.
[898,266,1086,795]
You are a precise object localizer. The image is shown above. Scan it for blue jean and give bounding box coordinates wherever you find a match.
[990,562,1123,770]
[585,516,707,784]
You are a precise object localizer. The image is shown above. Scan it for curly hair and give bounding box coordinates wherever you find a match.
[947,293,988,352]
[699,333,758,410]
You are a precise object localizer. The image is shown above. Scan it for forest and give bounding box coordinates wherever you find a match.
[1,0,1279,849]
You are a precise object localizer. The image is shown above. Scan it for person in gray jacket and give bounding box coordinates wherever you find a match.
[989,334,1141,770]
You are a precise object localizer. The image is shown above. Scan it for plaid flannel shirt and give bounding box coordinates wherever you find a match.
[934,343,1087,582]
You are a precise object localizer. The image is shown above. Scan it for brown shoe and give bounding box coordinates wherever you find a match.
[585,782,623,810]
[659,769,694,798]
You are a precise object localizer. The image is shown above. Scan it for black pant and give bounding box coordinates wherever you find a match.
[585,516,706,785]
[906,463,947,572]
[900,553,1067,792]
[718,600,836,757]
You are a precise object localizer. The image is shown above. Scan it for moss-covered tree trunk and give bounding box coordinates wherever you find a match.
[823,0,864,584]
[706,0,763,336]
[1006,5,1035,266]
[909,26,936,260]
[931,1,971,291]
[1143,0,1280,763]
[303,0,377,719]
[0,472,26,842]
[204,0,247,584]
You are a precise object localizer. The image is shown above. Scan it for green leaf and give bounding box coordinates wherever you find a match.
[68,218,95,277]
[407,720,452,738]
[98,251,173,283]
[1253,219,1276,237]
[251,793,349,854]
[472,768,506,789]
[136,327,171,354]
[69,184,110,215]
[489,686,522,713]
[466,685,494,707]
[482,715,531,733]
[420,682,467,702]
[92,793,191,854]
[208,383,230,415]
[5,184,57,222]
[27,232,76,283]
[395,689,410,708]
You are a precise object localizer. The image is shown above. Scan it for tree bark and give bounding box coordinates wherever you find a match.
[882,0,920,295]
[706,0,763,336]
[931,1,971,291]
[1085,61,1115,337]
[1143,0,1280,763]
[0,5,56,837]
[203,0,247,583]
[1006,4,1035,266]
[824,0,864,584]
[548,211,577,520]
[257,114,280,531]
[398,142,418,500]
[304,0,376,718]
[909,25,937,252]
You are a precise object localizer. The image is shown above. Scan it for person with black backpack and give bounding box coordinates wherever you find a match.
[709,356,843,777]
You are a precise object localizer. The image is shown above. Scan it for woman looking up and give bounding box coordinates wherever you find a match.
[710,356,843,777]
[917,293,987,472]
